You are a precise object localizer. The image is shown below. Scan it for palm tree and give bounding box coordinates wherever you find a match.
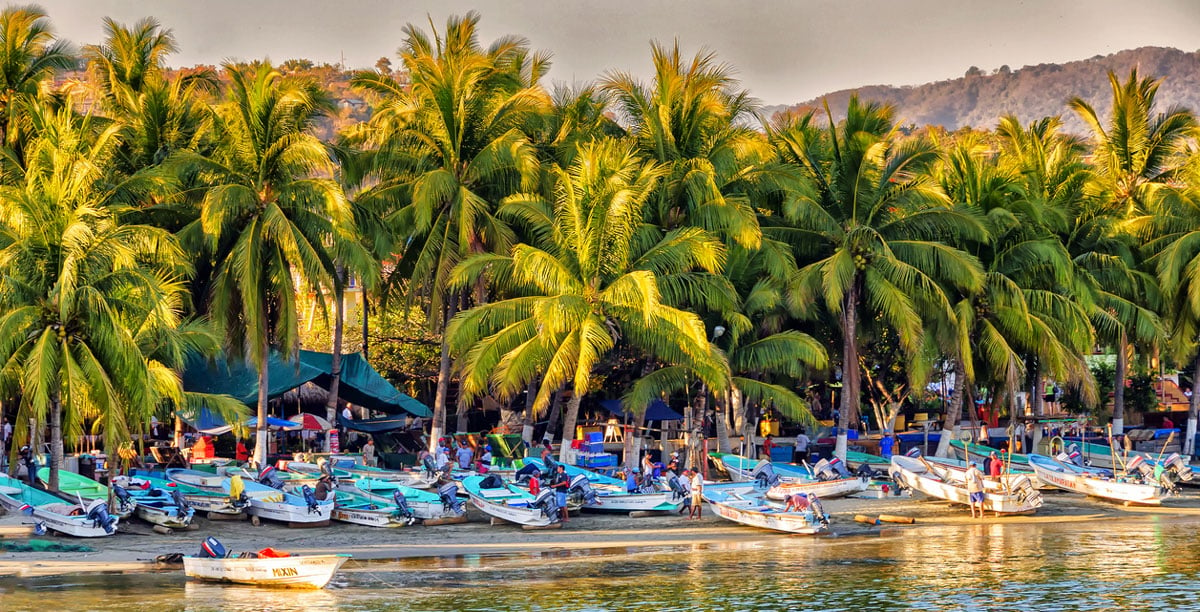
[1071,70,1195,434]
[176,62,366,466]
[351,12,549,449]
[767,100,985,460]
[446,139,728,460]
[0,5,75,152]
[0,103,183,490]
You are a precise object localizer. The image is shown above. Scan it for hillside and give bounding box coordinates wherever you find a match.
[765,47,1200,133]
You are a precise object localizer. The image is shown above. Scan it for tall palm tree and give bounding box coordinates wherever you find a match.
[0,5,75,151]
[0,103,183,490]
[447,139,728,460]
[767,100,985,460]
[1071,70,1195,434]
[352,12,549,449]
[176,62,366,466]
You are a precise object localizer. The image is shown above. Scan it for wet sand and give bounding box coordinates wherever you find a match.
[6,489,1200,577]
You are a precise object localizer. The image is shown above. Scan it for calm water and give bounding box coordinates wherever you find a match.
[4,517,1200,611]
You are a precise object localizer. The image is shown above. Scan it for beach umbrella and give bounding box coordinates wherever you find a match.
[289,413,332,431]
[245,416,303,430]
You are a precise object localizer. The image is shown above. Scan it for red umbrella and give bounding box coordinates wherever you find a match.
[289,413,333,431]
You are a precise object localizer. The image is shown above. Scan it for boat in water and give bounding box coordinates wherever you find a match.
[1026,453,1168,505]
[0,474,118,537]
[703,482,829,534]
[184,537,349,589]
[888,455,1042,514]
[461,474,560,527]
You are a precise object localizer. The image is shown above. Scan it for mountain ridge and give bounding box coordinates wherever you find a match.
[763,46,1200,133]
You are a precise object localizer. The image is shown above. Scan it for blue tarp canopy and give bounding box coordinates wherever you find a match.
[246,416,302,430]
[181,409,300,435]
[338,413,410,433]
[298,351,431,417]
[599,399,684,421]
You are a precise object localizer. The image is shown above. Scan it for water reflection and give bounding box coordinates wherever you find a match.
[4,516,1200,611]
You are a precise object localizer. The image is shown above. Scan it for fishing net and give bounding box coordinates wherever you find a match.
[0,539,95,552]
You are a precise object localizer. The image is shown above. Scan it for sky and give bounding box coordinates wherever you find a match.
[34,0,1200,105]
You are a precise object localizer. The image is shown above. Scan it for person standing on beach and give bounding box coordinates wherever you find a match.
[551,464,570,523]
[965,462,985,519]
[794,429,810,462]
[987,451,1002,477]
[689,469,704,519]
[456,440,474,470]
[762,434,774,460]
[362,438,377,468]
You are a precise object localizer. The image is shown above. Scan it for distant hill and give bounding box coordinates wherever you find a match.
[764,47,1200,133]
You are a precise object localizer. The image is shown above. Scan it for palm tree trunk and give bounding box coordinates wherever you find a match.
[1112,331,1127,434]
[689,389,707,472]
[324,282,345,425]
[935,360,966,457]
[1186,354,1200,456]
[731,387,746,455]
[545,390,563,445]
[836,281,859,461]
[48,391,62,491]
[558,390,583,462]
[428,291,459,452]
[521,380,537,447]
[715,390,732,453]
[455,398,469,434]
[253,333,270,467]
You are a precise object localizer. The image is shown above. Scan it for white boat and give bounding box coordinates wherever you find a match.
[1035,438,1191,471]
[0,474,118,537]
[184,539,350,589]
[337,478,464,521]
[718,454,868,500]
[113,476,196,529]
[764,477,870,501]
[168,468,332,524]
[1026,454,1167,505]
[127,472,246,516]
[461,475,559,527]
[702,483,828,534]
[287,460,439,489]
[567,474,686,512]
[888,455,1042,514]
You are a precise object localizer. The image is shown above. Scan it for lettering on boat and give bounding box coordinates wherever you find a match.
[271,566,299,577]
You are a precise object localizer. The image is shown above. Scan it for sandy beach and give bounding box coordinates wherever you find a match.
[6,489,1200,578]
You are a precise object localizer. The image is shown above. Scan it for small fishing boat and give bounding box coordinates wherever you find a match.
[184,537,349,589]
[717,454,868,499]
[1027,454,1167,505]
[0,474,118,537]
[567,474,687,512]
[703,482,828,534]
[461,474,560,527]
[338,478,464,521]
[36,468,136,518]
[328,488,414,527]
[950,440,1033,467]
[1035,438,1190,471]
[288,460,439,489]
[128,470,246,517]
[844,451,891,475]
[111,477,195,529]
[888,455,1042,514]
[169,468,333,524]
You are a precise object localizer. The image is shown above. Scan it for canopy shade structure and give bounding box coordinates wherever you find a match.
[179,409,302,435]
[181,351,432,418]
[246,416,303,430]
[599,399,684,421]
[298,351,432,417]
[338,413,409,433]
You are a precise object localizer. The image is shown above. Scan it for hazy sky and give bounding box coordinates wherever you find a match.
[34,0,1200,104]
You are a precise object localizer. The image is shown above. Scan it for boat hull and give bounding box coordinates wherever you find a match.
[183,554,350,589]
[888,456,1041,514]
[1027,454,1165,505]
[765,478,869,501]
[467,493,555,526]
[135,503,195,529]
[0,479,118,537]
[582,491,684,512]
[703,484,826,534]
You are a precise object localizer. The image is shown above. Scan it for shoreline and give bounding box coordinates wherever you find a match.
[6,491,1200,578]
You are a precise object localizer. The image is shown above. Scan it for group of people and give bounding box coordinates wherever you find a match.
[424,437,494,474]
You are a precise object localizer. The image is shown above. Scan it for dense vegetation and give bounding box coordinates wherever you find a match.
[5,8,1200,487]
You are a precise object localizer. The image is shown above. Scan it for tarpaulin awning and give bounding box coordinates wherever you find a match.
[182,353,323,405]
[338,413,410,433]
[299,351,432,417]
[246,416,302,430]
[183,406,239,435]
[599,399,684,421]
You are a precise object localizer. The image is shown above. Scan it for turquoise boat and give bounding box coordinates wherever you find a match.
[0,473,118,537]
[37,467,135,518]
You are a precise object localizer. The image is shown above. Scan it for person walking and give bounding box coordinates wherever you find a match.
[965,461,986,519]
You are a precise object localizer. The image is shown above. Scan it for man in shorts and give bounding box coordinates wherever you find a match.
[965,461,985,519]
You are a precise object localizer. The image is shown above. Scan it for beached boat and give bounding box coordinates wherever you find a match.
[716,454,868,499]
[36,467,136,518]
[950,440,1033,467]
[1026,454,1167,505]
[888,455,1042,514]
[461,474,559,527]
[1035,438,1191,471]
[844,451,891,475]
[184,537,349,589]
[127,471,246,517]
[337,478,464,521]
[286,460,439,489]
[168,468,333,524]
[0,474,118,537]
[567,474,686,512]
[702,482,828,534]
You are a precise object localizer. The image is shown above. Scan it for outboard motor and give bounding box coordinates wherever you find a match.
[812,457,849,481]
[530,488,559,521]
[855,463,878,479]
[85,499,117,534]
[301,485,320,514]
[668,475,690,501]
[514,463,541,484]
[391,490,416,523]
[257,465,285,490]
[809,494,829,527]
[439,482,464,514]
[1008,474,1042,506]
[113,485,135,513]
[1056,450,1083,467]
[751,460,780,489]
[200,536,226,558]
[1162,453,1193,484]
[905,447,922,458]
[171,489,191,519]
[568,474,598,506]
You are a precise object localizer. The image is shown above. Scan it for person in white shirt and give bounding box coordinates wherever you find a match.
[794,428,811,462]
[689,470,704,519]
[435,441,450,469]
